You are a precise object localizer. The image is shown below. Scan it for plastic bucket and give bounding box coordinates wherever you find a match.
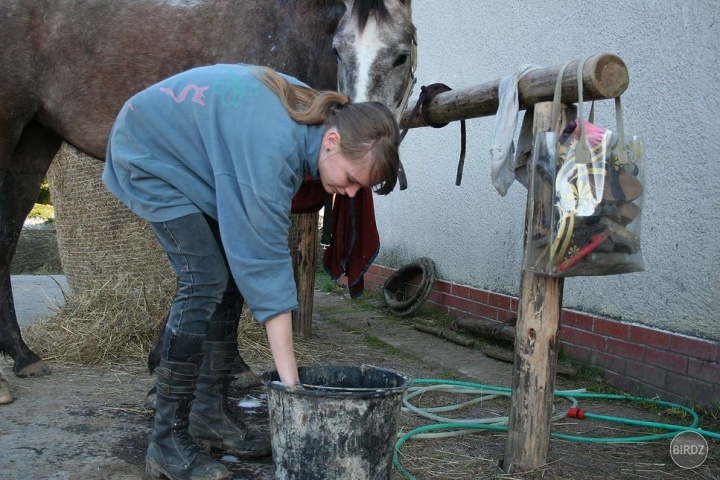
[264,364,410,480]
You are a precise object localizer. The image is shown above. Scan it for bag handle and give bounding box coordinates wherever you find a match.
[578,57,628,164]
[574,57,594,164]
[551,56,627,165]
[614,95,629,164]
[550,60,572,130]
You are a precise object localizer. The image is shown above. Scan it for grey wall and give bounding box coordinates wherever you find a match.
[374,0,720,339]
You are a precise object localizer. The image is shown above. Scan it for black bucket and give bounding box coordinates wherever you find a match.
[263,364,410,480]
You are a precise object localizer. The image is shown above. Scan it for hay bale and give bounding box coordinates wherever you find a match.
[46,144,175,295]
[40,144,173,365]
[11,225,62,275]
[46,143,313,295]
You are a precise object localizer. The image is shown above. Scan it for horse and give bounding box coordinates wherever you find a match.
[0,0,417,389]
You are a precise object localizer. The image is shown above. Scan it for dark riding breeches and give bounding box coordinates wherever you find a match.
[149,213,244,362]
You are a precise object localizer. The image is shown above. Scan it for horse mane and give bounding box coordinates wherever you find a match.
[353,0,391,33]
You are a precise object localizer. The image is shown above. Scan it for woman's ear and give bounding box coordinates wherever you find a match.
[324,128,341,151]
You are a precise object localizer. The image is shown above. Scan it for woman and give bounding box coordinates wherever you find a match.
[103,63,400,479]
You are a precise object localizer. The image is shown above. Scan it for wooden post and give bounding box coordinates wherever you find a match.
[502,102,565,473]
[291,212,318,338]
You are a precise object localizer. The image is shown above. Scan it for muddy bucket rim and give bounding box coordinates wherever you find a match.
[262,364,411,399]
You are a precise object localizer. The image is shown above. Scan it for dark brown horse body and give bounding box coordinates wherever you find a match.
[0,0,415,382]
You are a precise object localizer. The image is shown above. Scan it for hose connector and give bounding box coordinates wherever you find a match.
[567,408,586,419]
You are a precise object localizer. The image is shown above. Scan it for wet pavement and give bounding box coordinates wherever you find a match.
[12,275,69,328]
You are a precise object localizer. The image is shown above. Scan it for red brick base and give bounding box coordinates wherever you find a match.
[363,264,720,407]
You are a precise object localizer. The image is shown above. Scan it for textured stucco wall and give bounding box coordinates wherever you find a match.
[373,1,720,339]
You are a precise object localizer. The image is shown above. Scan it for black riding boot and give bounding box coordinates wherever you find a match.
[189,341,271,457]
[146,359,230,480]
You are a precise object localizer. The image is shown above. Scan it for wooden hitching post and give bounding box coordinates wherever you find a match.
[292,212,318,338]
[503,101,565,473]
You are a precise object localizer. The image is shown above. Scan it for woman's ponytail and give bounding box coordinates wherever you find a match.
[252,67,348,125]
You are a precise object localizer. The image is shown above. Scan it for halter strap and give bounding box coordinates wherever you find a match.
[393,26,418,191]
[395,26,418,124]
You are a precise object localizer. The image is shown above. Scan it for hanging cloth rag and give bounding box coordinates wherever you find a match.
[489,64,539,196]
[322,188,379,298]
[291,181,379,299]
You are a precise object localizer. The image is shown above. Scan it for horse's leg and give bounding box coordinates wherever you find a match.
[0,121,62,377]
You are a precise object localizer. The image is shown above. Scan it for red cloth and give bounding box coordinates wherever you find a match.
[290,180,325,213]
[291,181,379,298]
[323,188,379,298]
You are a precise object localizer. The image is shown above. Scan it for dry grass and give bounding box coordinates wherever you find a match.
[22,275,336,372]
[22,275,170,368]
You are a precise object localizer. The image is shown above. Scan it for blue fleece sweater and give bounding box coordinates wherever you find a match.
[103,64,325,322]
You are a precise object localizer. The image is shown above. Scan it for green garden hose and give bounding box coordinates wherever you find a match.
[394,379,720,480]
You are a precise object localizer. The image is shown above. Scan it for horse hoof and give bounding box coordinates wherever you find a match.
[15,360,52,378]
[0,370,13,404]
[0,387,13,404]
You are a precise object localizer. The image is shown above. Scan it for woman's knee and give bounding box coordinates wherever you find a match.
[181,263,230,301]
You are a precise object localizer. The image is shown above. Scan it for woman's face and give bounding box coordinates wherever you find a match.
[318,129,373,198]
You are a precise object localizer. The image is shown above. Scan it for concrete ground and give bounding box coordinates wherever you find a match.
[12,275,69,328]
[1,275,515,480]
[4,276,718,479]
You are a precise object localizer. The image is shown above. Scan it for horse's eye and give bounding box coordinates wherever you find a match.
[392,53,408,68]
[333,47,342,62]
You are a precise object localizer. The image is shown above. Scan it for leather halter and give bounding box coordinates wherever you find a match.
[394,26,418,191]
[395,27,418,124]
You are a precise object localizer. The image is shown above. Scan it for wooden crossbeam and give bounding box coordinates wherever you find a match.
[400,53,627,128]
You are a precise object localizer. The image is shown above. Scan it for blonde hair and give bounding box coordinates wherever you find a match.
[253,66,400,195]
